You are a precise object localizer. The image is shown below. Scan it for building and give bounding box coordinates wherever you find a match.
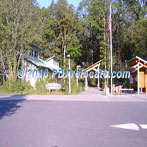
[83,60,101,90]
[22,44,60,87]
[127,56,147,94]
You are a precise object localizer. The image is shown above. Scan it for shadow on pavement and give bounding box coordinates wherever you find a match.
[0,95,25,120]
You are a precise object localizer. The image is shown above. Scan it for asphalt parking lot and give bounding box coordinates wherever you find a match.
[0,98,147,147]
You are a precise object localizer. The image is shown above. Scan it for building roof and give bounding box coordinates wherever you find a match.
[31,43,42,51]
[83,60,102,73]
[127,56,147,71]
[24,56,60,71]
[128,56,147,65]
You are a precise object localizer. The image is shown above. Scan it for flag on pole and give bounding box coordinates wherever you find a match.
[108,15,112,33]
[108,5,112,33]
[109,2,113,96]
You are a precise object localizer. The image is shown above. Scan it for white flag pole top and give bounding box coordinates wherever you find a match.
[110,2,113,96]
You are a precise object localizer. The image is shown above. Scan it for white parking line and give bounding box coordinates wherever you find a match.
[111,123,139,131]
[140,124,147,129]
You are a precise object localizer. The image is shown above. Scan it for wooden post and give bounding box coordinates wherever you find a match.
[97,66,100,89]
[56,89,58,94]
[85,77,88,90]
[49,89,51,95]
[137,63,140,95]
[145,72,147,95]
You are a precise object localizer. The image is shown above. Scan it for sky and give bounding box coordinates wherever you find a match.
[37,0,82,8]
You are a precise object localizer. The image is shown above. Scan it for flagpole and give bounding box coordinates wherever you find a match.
[110,2,113,96]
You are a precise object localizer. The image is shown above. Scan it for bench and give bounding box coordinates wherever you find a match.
[120,88,134,95]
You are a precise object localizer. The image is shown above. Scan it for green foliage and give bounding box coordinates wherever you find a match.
[0,80,34,94]
[67,35,82,58]
[0,0,43,86]
[71,78,85,94]
[63,77,84,95]
[113,0,147,70]
[35,79,48,95]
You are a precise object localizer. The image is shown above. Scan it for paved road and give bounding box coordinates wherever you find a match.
[0,100,147,147]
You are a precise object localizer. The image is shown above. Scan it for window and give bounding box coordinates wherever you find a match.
[29,49,39,58]
[30,50,34,57]
[35,51,38,58]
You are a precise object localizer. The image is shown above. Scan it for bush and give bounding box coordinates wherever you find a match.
[0,75,85,95]
[35,79,48,95]
[65,77,84,94]
[0,79,34,94]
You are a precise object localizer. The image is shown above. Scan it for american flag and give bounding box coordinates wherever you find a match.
[108,16,111,33]
[108,3,112,33]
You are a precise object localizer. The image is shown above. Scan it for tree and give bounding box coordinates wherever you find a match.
[0,0,42,87]
[113,0,147,71]
[42,0,84,68]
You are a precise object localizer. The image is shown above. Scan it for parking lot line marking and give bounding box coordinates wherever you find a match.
[111,123,139,131]
[140,124,147,129]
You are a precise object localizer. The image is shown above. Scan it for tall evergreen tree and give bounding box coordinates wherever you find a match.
[42,0,84,69]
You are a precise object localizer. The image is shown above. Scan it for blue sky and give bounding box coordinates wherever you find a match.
[37,0,82,8]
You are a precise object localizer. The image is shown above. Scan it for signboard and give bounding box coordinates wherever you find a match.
[46,83,61,90]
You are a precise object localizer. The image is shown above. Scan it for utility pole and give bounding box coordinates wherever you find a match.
[109,2,113,96]
[104,0,107,95]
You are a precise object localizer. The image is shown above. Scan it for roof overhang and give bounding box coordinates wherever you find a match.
[83,60,102,73]
[46,55,60,62]
[128,56,147,66]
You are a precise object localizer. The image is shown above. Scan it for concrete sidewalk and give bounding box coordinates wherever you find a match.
[0,87,146,102]
[0,94,107,102]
